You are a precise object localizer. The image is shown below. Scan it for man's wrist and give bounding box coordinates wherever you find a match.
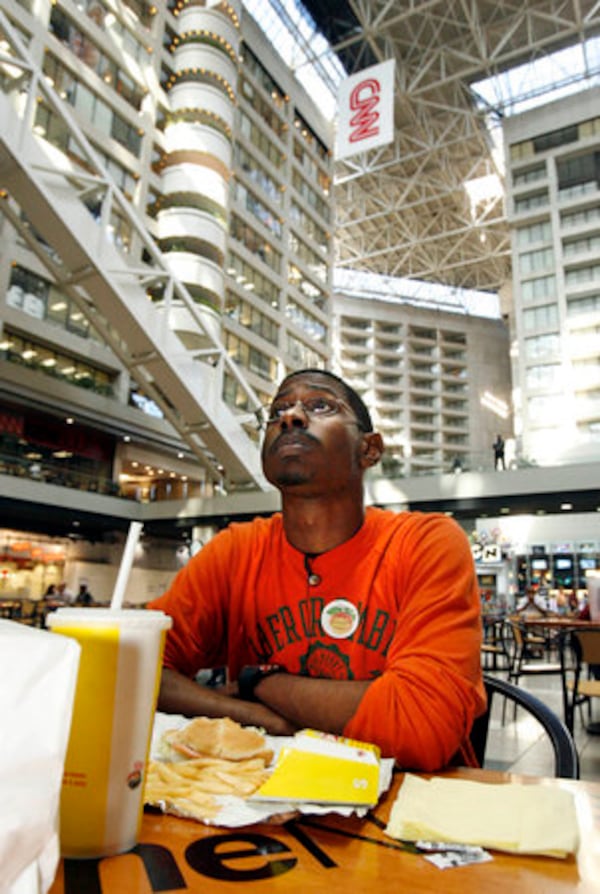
[238,664,286,702]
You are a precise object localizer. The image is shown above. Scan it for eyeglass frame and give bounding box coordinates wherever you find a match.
[255,395,364,430]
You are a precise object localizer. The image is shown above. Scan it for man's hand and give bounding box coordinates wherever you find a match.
[254,673,372,734]
[156,668,297,735]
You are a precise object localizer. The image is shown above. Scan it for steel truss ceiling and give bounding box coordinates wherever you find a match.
[303,0,600,292]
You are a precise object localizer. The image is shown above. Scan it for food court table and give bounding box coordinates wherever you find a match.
[517,616,595,631]
[49,767,600,894]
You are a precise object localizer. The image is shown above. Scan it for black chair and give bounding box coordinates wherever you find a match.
[504,619,568,722]
[564,627,600,733]
[480,617,511,672]
[470,673,579,779]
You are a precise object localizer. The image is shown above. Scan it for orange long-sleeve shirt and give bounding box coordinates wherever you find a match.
[149,507,485,770]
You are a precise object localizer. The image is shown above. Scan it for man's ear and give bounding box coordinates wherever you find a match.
[360,432,384,468]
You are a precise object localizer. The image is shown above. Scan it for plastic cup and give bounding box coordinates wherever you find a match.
[586,571,600,622]
[46,607,172,858]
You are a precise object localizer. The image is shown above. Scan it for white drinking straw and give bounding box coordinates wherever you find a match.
[110,521,143,610]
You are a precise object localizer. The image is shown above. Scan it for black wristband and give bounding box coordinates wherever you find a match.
[238,664,286,701]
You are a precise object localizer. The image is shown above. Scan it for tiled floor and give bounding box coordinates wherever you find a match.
[483,672,600,780]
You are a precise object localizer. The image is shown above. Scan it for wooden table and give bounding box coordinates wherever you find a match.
[518,616,595,631]
[49,768,600,894]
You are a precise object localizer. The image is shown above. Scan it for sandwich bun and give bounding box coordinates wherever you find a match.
[164,716,274,765]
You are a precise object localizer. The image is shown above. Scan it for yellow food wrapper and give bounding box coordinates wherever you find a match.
[253,729,380,806]
[385,774,579,858]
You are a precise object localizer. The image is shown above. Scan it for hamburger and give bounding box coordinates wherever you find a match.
[162,716,274,765]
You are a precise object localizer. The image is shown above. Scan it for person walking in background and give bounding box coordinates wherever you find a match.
[493,434,505,470]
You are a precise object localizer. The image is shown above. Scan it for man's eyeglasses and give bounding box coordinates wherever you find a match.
[256,396,356,428]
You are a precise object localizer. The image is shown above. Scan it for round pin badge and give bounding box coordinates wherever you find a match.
[321,599,360,639]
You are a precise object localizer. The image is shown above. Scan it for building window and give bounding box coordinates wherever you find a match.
[239,110,285,169]
[524,333,560,360]
[240,77,287,140]
[287,264,327,309]
[7,266,99,340]
[563,233,600,258]
[232,181,282,238]
[567,294,600,317]
[561,205,600,228]
[526,364,562,389]
[225,332,277,380]
[230,214,282,273]
[533,124,578,153]
[41,54,143,156]
[291,170,331,222]
[226,253,280,309]
[513,164,546,186]
[520,274,556,303]
[0,330,114,396]
[240,44,286,109]
[519,246,554,275]
[285,300,327,342]
[565,263,600,287]
[290,201,329,252]
[224,292,278,344]
[514,191,549,213]
[286,333,324,368]
[523,304,559,331]
[235,144,282,205]
[516,220,552,246]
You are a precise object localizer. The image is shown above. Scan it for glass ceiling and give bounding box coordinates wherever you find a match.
[243,0,600,292]
[472,36,600,119]
[244,0,600,128]
[242,0,343,119]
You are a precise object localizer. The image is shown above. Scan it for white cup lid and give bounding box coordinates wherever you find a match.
[47,607,172,630]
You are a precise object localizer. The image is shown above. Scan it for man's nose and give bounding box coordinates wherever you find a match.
[279,400,308,428]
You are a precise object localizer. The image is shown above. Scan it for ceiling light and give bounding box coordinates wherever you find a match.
[561,503,573,511]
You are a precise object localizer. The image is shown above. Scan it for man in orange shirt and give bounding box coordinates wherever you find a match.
[150,368,485,770]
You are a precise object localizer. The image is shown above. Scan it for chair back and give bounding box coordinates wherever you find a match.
[507,619,524,648]
[565,628,600,729]
[470,673,579,779]
[572,628,600,665]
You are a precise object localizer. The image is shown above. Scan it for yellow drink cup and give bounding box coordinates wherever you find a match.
[46,608,172,858]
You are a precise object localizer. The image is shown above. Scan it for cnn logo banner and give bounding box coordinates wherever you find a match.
[335,59,395,160]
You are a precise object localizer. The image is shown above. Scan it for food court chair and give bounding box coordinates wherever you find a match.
[564,628,600,733]
[481,617,511,672]
[470,673,579,779]
[504,619,568,722]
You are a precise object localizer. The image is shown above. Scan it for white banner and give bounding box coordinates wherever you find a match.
[335,59,395,160]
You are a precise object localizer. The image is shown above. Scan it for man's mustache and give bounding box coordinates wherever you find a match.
[266,429,319,454]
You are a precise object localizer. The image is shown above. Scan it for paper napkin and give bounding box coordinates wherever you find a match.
[385,774,579,858]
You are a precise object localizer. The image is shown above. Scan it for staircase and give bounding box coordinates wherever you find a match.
[0,10,268,491]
